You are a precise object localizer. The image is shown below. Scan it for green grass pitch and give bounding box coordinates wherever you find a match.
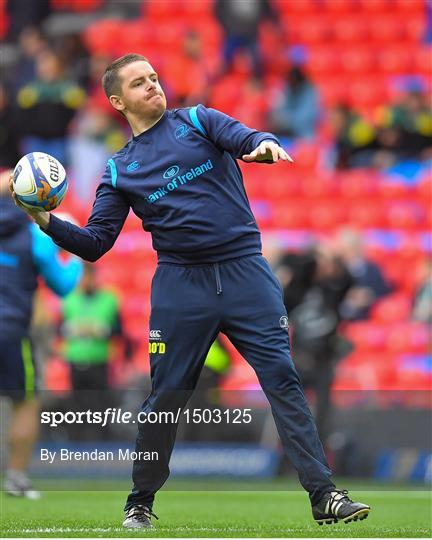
[1,480,431,537]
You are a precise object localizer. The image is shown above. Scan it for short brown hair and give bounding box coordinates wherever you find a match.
[102,53,149,98]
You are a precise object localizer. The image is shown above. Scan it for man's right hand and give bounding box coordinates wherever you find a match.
[8,174,51,230]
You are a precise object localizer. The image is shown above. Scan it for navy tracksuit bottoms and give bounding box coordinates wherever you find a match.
[125,255,334,510]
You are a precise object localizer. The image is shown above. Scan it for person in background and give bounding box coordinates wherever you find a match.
[214,0,278,80]
[0,171,82,498]
[9,26,49,96]
[69,105,127,201]
[15,49,86,164]
[412,259,432,324]
[328,104,378,169]
[276,244,353,440]
[376,89,432,163]
[0,83,20,170]
[6,1,50,42]
[163,30,211,108]
[269,65,320,139]
[60,262,133,439]
[336,229,393,321]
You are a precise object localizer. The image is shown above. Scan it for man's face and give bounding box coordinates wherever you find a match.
[111,61,167,119]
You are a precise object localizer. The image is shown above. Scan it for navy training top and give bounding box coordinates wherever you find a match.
[44,105,280,264]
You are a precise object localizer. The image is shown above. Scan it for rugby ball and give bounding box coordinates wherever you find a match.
[13,152,68,211]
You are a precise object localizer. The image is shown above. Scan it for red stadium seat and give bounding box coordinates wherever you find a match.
[322,0,356,13]
[51,0,102,10]
[347,202,386,229]
[183,0,215,18]
[358,0,392,14]
[308,201,347,230]
[300,177,337,199]
[386,323,430,354]
[83,19,123,55]
[262,173,299,201]
[343,322,389,351]
[367,17,404,44]
[275,0,317,16]
[142,0,178,20]
[415,46,432,77]
[339,48,375,76]
[386,202,425,231]
[395,0,426,13]
[405,15,428,43]
[272,202,311,229]
[376,180,411,200]
[331,18,368,44]
[317,77,348,106]
[306,47,340,77]
[370,293,412,322]
[335,169,379,199]
[0,0,8,40]
[347,77,390,108]
[377,47,415,75]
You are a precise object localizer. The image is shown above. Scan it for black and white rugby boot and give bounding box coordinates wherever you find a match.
[312,489,370,525]
[122,505,158,529]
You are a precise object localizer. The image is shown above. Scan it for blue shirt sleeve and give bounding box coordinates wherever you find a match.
[43,162,130,262]
[30,224,83,297]
[195,105,281,161]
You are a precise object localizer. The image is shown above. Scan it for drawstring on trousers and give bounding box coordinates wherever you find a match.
[214,263,222,295]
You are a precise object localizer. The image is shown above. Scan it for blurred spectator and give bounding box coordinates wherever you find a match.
[426,0,432,43]
[0,172,82,498]
[412,260,432,324]
[276,244,353,439]
[10,26,49,95]
[15,49,86,164]
[86,53,116,114]
[59,263,133,439]
[215,0,278,80]
[56,33,91,90]
[336,230,393,321]
[375,90,432,164]
[69,106,127,201]
[329,104,378,169]
[269,65,319,139]
[0,83,20,170]
[6,0,50,42]
[163,31,210,108]
[232,77,267,130]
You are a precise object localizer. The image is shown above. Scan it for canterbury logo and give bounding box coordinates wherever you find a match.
[149,330,162,339]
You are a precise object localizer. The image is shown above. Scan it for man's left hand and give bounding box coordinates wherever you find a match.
[242,141,293,163]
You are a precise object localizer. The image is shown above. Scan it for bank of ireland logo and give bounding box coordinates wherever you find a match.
[279,315,289,330]
[163,165,180,179]
[174,124,190,139]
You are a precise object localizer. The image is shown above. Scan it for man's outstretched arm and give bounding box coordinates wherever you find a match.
[193,105,293,163]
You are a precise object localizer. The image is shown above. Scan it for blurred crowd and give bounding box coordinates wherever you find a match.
[1,0,431,191]
[0,0,430,449]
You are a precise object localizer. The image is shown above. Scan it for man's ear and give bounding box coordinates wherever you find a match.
[109,95,125,112]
